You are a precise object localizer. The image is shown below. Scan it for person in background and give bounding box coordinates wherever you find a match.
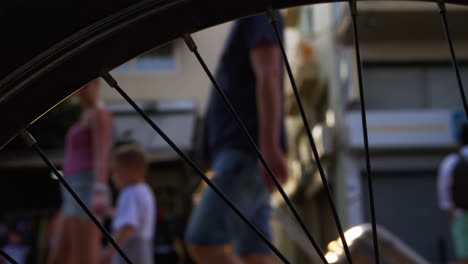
[101,144,156,264]
[438,123,468,264]
[185,11,287,264]
[48,79,113,264]
[1,229,29,264]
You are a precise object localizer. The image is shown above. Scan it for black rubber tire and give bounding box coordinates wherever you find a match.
[0,0,466,147]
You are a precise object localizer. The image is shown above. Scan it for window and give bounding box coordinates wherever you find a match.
[363,67,425,110]
[112,43,176,73]
[332,2,347,23]
[299,6,314,33]
[360,64,468,110]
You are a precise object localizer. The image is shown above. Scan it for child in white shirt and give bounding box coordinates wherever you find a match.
[102,144,156,264]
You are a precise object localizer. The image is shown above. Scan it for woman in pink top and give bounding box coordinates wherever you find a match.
[48,79,113,264]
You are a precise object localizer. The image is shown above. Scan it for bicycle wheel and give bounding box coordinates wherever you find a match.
[1,1,468,264]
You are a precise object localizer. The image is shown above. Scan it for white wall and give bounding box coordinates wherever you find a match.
[99,22,233,114]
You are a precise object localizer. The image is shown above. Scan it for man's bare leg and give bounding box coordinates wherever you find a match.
[188,244,242,264]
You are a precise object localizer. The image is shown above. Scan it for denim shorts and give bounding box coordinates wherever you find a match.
[60,170,94,218]
[184,149,272,256]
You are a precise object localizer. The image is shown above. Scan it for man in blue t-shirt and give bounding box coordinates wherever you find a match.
[185,12,287,264]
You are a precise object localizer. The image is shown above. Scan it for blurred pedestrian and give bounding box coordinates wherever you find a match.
[185,11,287,264]
[438,122,468,264]
[48,79,113,264]
[1,229,29,264]
[101,144,156,264]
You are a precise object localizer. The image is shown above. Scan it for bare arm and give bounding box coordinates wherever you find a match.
[91,106,113,185]
[90,106,113,215]
[437,154,456,223]
[103,225,135,260]
[250,41,287,190]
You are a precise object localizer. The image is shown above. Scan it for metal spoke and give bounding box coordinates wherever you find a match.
[101,72,291,264]
[348,0,380,263]
[267,9,353,264]
[0,248,19,264]
[437,0,468,118]
[18,130,133,264]
[183,34,328,263]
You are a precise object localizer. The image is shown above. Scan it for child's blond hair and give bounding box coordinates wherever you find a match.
[112,144,150,173]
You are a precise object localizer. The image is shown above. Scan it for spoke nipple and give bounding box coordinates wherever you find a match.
[437,0,446,13]
[266,7,276,24]
[183,34,197,52]
[19,129,37,147]
[349,0,358,17]
[101,72,117,88]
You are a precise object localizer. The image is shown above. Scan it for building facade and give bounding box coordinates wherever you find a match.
[282,2,468,263]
